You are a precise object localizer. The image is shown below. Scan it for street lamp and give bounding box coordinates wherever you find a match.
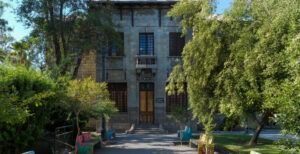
[98,37,108,141]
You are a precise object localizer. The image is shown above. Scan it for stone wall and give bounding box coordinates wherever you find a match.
[77,51,97,80]
[79,4,196,132]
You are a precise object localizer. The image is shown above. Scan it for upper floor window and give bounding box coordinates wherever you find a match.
[109,32,124,56]
[139,33,154,55]
[169,32,185,56]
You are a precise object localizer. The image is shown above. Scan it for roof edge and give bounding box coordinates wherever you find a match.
[91,0,178,5]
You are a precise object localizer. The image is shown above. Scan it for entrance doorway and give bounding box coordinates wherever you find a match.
[139,83,154,124]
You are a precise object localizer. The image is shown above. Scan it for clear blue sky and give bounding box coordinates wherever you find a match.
[3,0,232,41]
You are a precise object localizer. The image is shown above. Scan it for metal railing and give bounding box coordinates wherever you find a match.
[135,55,157,69]
[54,125,74,154]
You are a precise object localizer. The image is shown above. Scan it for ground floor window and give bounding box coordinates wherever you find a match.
[166,83,188,113]
[108,83,127,112]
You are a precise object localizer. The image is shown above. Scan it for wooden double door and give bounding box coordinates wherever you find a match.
[139,83,154,124]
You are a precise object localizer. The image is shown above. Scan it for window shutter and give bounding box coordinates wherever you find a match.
[108,83,127,112]
[109,32,124,56]
[169,32,185,56]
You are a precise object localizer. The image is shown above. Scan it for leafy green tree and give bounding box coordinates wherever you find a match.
[167,0,226,141]
[5,36,46,68]
[0,1,13,62]
[0,65,55,124]
[167,0,300,145]
[64,77,117,136]
[17,0,120,77]
[216,0,300,145]
[0,65,56,153]
[169,106,192,129]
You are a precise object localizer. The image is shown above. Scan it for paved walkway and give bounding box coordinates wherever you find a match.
[95,133,197,154]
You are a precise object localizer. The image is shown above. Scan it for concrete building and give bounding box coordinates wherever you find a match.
[78,0,193,132]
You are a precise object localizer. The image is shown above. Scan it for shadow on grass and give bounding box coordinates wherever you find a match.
[192,134,281,154]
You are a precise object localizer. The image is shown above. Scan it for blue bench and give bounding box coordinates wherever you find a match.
[178,126,192,143]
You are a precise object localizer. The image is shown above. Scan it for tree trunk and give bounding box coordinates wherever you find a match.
[59,0,67,55]
[59,0,69,75]
[248,112,270,145]
[48,0,62,66]
[248,122,264,145]
[72,53,83,79]
[75,112,80,137]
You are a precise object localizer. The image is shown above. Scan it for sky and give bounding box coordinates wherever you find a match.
[3,0,233,41]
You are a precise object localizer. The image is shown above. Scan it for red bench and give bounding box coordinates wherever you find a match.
[76,132,101,154]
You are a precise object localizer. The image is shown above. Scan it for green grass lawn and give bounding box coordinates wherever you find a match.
[192,134,282,154]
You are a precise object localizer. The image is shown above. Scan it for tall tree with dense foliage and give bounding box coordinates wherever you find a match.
[0,1,13,62]
[0,65,55,124]
[167,0,228,141]
[17,0,119,77]
[0,65,56,153]
[167,0,300,145]
[5,36,46,68]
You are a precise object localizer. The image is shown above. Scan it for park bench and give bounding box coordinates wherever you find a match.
[106,129,116,140]
[178,126,192,144]
[76,132,101,154]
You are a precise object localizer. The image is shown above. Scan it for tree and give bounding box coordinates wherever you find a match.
[216,0,300,145]
[5,36,46,69]
[17,0,121,141]
[0,65,55,124]
[17,0,120,77]
[64,77,117,137]
[0,1,13,62]
[167,0,226,141]
[170,106,192,129]
[167,0,300,145]
[0,65,56,153]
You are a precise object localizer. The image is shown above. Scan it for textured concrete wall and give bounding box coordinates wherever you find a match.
[81,5,194,131]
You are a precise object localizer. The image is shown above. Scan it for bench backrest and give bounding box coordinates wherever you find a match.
[76,135,83,145]
[82,132,91,142]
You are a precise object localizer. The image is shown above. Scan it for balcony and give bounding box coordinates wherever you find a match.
[135,55,157,69]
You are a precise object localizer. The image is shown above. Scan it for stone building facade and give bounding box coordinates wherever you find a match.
[79,0,194,132]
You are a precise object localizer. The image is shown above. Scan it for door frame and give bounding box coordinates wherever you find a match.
[139,82,155,124]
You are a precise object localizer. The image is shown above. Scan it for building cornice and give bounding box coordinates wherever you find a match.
[91,0,178,6]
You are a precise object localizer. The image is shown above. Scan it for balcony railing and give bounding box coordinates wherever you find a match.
[135,55,157,69]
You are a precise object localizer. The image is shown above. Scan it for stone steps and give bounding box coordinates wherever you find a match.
[134,125,166,134]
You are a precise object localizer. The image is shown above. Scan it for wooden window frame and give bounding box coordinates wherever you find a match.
[108,83,127,113]
[139,33,154,55]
